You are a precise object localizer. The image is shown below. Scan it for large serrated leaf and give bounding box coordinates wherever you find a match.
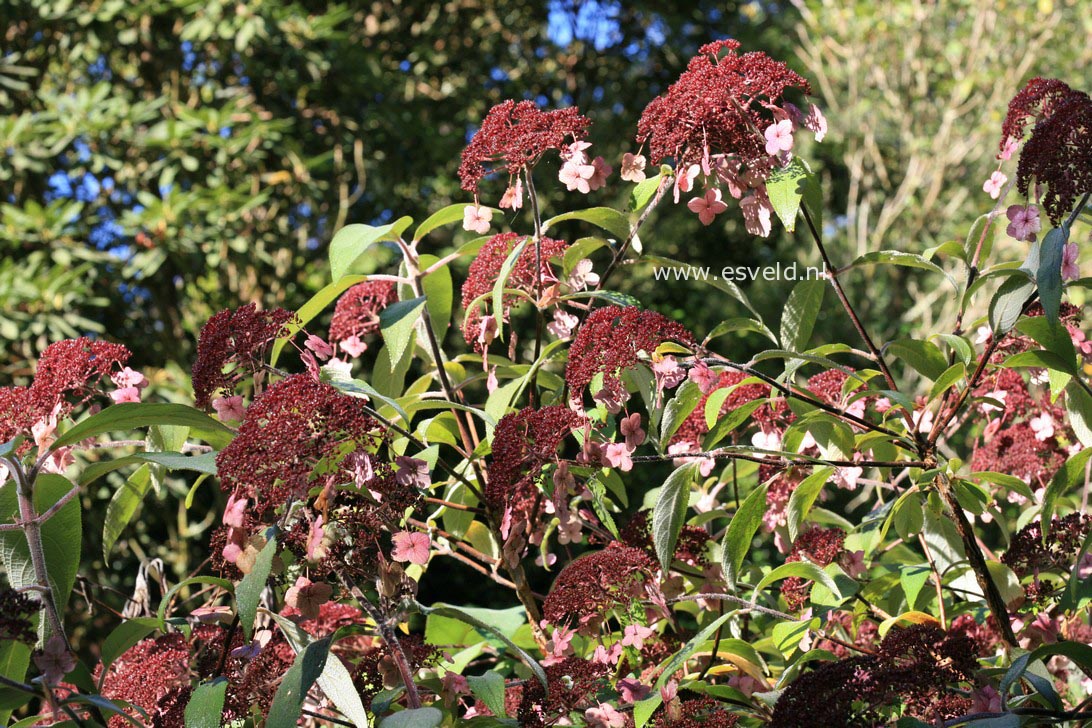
[652,462,699,569]
[721,483,769,588]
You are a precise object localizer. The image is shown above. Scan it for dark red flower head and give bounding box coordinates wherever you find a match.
[1002,77,1092,223]
[459,100,591,194]
[0,588,37,643]
[328,280,398,343]
[486,405,584,513]
[32,337,130,415]
[781,526,846,610]
[566,306,694,402]
[97,633,191,728]
[543,542,655,631]
[215,373,385,515]
[461,232,568,348]
[637,39,811,172]
[192,304,294,409]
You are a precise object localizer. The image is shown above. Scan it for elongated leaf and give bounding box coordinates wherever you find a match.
[721,483,769,588]
[236,538,277,640]
[780,278,825,354]
[887,339,948,381]
[1064,381,1092,447]
[379,296,426,364]
[652,463,699,569]
[379,708,443,728]
[102,464,152,560]
[702,400,764,450]
[766,159,809,231]
[185,678,229,728]
[1041,447,1092,535]
[928,363,966,401]
[659,381,703,448]
[490,236,530,341]
[0,474,82,644]
[415,602,547,691]
[988,273,1035,335]
[543,207,631,240]
[100,618,160,672]
[846,250,951,285]
[270,274,367,366]
[629,172,664,212]
[266,636,332,728]
[468,672,507,718]
[1036,226,1069,323]
[329,220,410,281]
[785,468,834,541]
[414,204,482,242]
[753,561,841,600]
[52,403,233,450]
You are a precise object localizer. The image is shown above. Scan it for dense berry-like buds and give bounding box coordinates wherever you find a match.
[192,304,293,409]
[329,280,397,344]
[1001,77,1092,223]
[459,100,591,196]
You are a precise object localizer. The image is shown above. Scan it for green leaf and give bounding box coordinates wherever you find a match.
[654,611,734,692]
[0,640,31,725]
[988,273,1035,335]
[1002,349,1077,375]
[1041,447,1092,536]
[329,220,410,281]
[102,464,152,560]
[379,708,444,728]
[562,236,610,276]
[467,672,507,718]
[236,537,277,640]
[887,339,948,381]
[753,561,842,601]
[412,253,454,345]
[490,236,530,341]
[414,203,483,242]
[1064,381,1092,447]
[786,468,834,541]
[721,483,769,588]
[643,255,762,319]
[270,274,367,366]
[846,250,952,285]
[52,403,234,450]
[415,602,546,691]
[266,636,332,728]
[900,565,932,610]
[101,617,160,672]
[1036,226,1069,324]
[659,381,703,447]
[706,317,778,344]
[629,173,664,212]
[543,207,631,240]
[184,678,229,728]
[766,159,809,232]
[652,462,699,569]
[1016,316,1078,366]
[780,278,825,354]
[928,363,966,401]
[379,296,426,365]
[702,400,764,450]
[0,474,82,644]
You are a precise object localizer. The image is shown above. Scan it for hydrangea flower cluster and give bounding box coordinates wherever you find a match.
[191,303,294,409]
[328,279,398,356]
[632,39,824,234]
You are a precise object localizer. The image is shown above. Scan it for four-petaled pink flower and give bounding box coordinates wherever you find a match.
[110,387,142,403]
[391,530,431,564]
[588,156,613,191]
[620,623,655,650]
[764,119,794,155]
[567,258,599,291]
[112,366,147,389]
[339,335,367,358]
[620,412,645,450]
[740,193,773,237]
[285,576,333,620]
[559,160,596,193]
[34,636,75,685]
[602,441,634,472]
[620,152,647,183]
[687,187,728,226]
[585,703,626,728]
[1062,242,1079,280]
[617,678,650,703]
[688,360,718,393]
[304,334,334,361]
[463,205,492,234]
[1006,204,1041,242]
[213,395,246,423]
[499,178,524,210]
[983,170,1007,199]
[395,455,430,489]
[547,309,579,339]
